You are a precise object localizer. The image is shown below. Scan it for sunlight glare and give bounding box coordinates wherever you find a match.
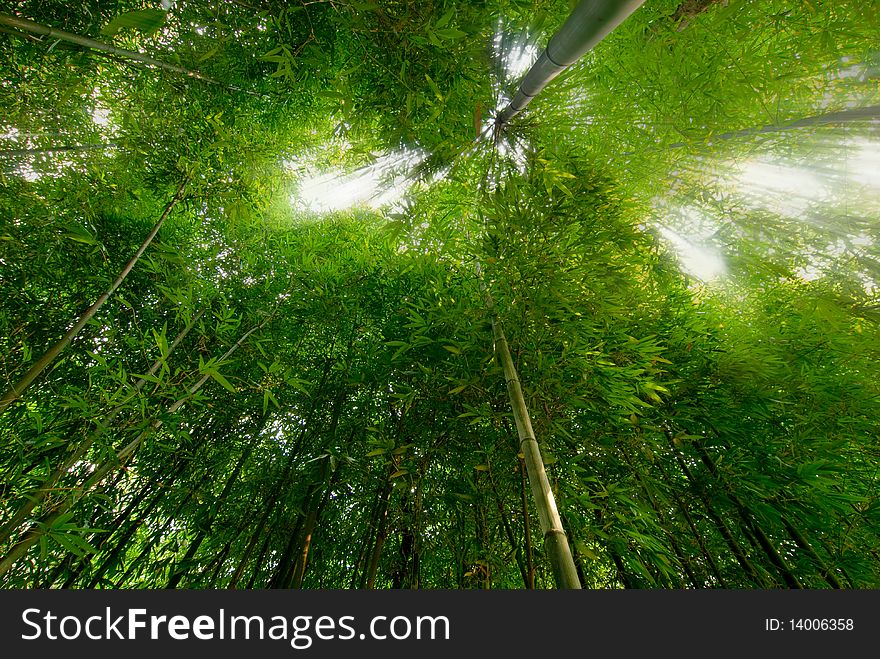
[492,21,538,82]
[735,161,829,218]
[848,138,880,188]
[292,149,426,213]
[658,226,726,282]
[504,41,538,80]
[92,105,112,127]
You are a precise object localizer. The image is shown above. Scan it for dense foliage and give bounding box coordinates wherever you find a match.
[1,0,878,588]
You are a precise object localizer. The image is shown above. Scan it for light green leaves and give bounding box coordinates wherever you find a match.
[260,45,298,82]
[101,9,168,38]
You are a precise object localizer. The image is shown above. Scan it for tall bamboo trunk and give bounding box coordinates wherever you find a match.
[781,516,843,589]
[290,473,336,589]
[687,438,803,588]
[273,471,332,589]
[491,316,580,589]
[230,481,290,589]
[364,474,393,589]
[604,533,638,589]
[351,479,386,588]
[82,471,180,587]
[58,460,183,587]
[244,509,283,589]
[495,0,645,127]
[282,399,347,589]
[666,474,728,587]
[227,516,269,590]
[519,457,536,589]
[271,514,308,588]
[111,466,215,586]
[649,447,727,586]
[205,544,234,587]
[486,462,530,588]
[0,180,188,416]
[630,466,701,588]
[230,379,334,590]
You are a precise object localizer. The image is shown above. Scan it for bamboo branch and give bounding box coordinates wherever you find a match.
[0,317,266,577]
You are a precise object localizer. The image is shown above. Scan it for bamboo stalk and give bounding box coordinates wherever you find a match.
[364,474,393,589]
[491,315,581,589]
[166,441,254,588]
[665,431,767,586]
[782,516,843,589]
[0,306,205,546]
[519,457,535,589]
[245,523,277,588]
[0,14,222,85]
[631,467,701,588]
[688,438,804,589]
[654,456,728,587]
[486,461,530,588]
[112,471,211,586]
[495,0,645,128]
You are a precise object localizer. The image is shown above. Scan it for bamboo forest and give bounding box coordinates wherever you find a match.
[0,0,878,591]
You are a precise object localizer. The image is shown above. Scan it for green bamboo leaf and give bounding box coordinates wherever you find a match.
[435,28,466,40]
[435,9,454,28]
[424,74,443,102]
[62,223,98,245]
[101,9,167,37]
[208,370,237,393]
[132,372,162,384]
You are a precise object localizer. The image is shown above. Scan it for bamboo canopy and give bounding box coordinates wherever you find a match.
[1,0,878,593]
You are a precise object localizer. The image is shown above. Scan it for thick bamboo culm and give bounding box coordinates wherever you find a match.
[495,0,645,128]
